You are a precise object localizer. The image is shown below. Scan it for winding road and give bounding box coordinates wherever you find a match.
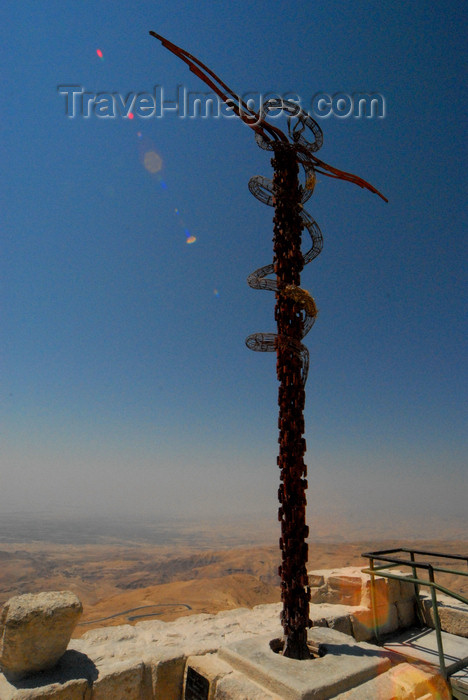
[78,603,192,626]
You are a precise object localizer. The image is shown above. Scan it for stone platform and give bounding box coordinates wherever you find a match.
[0,602,452,699]
[0,567,462,698]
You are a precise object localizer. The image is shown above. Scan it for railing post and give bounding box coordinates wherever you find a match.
[410,550,424,626]
[429,565,447,679]
[369,557,380,643]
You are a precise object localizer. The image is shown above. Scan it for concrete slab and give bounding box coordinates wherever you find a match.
[384,627,468,695]
[218,628,392,700]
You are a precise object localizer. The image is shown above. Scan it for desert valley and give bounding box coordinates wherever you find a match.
[0,512,467,638]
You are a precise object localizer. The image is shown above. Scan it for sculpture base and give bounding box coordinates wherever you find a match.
[216,627,392,700]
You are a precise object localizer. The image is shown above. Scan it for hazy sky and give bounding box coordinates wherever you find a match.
[2,1,466,537]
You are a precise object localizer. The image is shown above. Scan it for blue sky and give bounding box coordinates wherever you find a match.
[1,1,466,536]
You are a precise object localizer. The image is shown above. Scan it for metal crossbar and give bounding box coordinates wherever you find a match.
[361,548,468,681]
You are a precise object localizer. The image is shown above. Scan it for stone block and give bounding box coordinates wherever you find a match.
[309,567,420,609]
[373,570,417,605]
[309,585,328,604]
[0,676,91,699]
[327,575,363,606]
[362,574,402,608]
[439,604,468,638]
[333,661,451,700]
[310,617,328,628]
[399,576,418,602]
[308,573,324,587]
[214,670,282,699]
[372,602,400,636]
[90,660,145,699]
[350,608,374,642]
[396,600,417,629]
[421,594,468,637]
[308,568,369,606]
[0,592,83,680]
[0,649,97,699]
[146,649,186,699]
[184,654,233,700]
[327,615,353,637]
[351,603,399,642]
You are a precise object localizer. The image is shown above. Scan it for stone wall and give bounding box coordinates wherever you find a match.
[0,604,451,699]
[308,567,418,641]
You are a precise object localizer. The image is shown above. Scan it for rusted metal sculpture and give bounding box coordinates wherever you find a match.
[150,31,386,659]
[246,106,323,658]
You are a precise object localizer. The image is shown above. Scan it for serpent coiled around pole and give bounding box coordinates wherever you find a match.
[245,100,324,386]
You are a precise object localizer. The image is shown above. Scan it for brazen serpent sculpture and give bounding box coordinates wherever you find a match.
[150,31,387,659]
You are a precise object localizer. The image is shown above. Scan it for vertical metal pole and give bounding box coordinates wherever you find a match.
[410,550,424,626]
[273,148,311,660]
[429,566,447,679]
[369,557,380,643]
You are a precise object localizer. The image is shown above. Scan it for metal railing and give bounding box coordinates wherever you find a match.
[361,547,468,680]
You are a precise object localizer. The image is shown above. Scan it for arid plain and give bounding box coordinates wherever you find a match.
[0,513,466,638]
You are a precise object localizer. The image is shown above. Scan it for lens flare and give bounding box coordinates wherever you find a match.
[136,134,196,243]
[96,49,103,59]
[128,112,134,120]
[143,150,163,174]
